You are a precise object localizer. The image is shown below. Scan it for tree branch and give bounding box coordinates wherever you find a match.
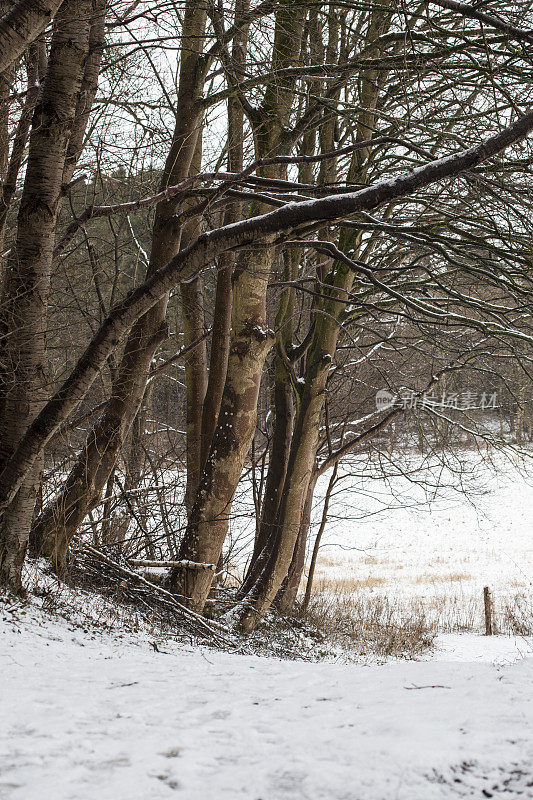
[431,1,533,46]
[1,107,533,509]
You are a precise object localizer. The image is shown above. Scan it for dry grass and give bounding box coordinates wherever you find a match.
[313,571,471,593]
[304,576,533,640]
[314,575,388,592]
[300,593,435,659]
[414,572,471,585]
[315,555,338,568]
[502,593,533,636]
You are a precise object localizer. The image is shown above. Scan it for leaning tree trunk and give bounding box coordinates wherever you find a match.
[29,0,208,569]
[0,0,65,76]
[165,0,308,611]
[0,0,92,591]
[166,245,276,609]
[238,2,391,630]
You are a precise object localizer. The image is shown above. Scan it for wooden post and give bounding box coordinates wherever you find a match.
[484,586,494,635]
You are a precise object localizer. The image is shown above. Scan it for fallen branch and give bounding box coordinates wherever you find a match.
[78,545,232,645]
[130,558,216,571]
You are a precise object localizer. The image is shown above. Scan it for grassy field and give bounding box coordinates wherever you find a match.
[303,449,533,641]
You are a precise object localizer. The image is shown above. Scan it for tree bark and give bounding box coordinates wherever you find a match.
[29,0,208,569]
[0,0,92,591]
[0,0,64,75]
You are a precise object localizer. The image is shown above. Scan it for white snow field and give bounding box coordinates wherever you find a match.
[1,452,532,800]
[1,603,533,800]
[301,451,533,631]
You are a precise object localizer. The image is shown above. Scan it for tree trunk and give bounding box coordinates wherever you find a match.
[182,274,208,512]
[302,463,337,613]
[166,245,276,609]
[276,468,317,613]
[248,250,297,572]
[29,0,208,568]
[0,0,64,75]
[0,40,42,265]
[0,0,12,184]
[197,8,249,521]
[0,0,92,591]
[200,257,233,469]
[181,139,208,514]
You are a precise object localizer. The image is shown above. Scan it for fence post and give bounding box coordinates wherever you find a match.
[484,586,493,635]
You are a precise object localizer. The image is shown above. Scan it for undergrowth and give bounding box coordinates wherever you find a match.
[6,557,531,664]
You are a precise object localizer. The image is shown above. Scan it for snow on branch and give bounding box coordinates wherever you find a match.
[1,107,533,510]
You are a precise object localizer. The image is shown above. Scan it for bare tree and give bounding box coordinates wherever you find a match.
[0,0,94,590]
[0,0,532,626]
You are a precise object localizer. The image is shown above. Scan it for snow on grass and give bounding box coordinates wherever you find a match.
[1,448,532,799]
[1,598,532,800]
[306,449,533,632]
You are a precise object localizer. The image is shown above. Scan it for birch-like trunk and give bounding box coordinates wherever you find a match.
[0,0,92,591]
[0,40,44,267]
[0,0,64,75]
[165,0,308,610]
[29,0,207,568]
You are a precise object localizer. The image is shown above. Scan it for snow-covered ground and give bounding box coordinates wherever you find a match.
[1,601,532,800]
[2,449,532,798]
[302,450,533,631]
